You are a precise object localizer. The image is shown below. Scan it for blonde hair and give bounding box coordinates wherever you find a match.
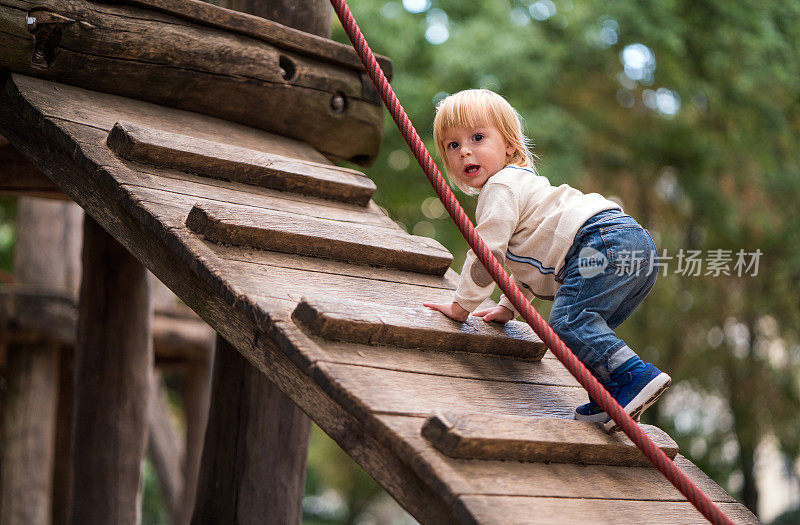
[433,89,534,194]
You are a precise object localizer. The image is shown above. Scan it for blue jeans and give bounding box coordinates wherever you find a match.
[548,209,658,384]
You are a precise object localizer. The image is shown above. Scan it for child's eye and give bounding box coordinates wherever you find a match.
[473,133,484,142]
[447,141,459,150]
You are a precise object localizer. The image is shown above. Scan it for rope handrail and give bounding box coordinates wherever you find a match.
[328,1,736,523]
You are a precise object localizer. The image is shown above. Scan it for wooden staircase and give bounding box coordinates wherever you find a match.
[0,72,758,524]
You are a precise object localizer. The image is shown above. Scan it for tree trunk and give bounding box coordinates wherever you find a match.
[69,215,153,524]
[0,198,82,525]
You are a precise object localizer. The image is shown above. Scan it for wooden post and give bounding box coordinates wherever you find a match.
[192,2,329,523]
[69,216,153,524]
[1,197,82,525]
[193,336,311,524]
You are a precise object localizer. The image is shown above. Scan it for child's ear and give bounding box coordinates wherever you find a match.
[506,143,514,156]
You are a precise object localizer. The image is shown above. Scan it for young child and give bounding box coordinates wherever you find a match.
[423,89,670,431]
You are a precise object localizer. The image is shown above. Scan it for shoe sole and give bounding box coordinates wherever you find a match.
[604,373,672,432]
[575,408,642,424]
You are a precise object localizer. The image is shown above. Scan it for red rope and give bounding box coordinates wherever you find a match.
[329,2,735,523]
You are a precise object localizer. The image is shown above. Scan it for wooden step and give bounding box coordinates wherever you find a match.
[422,411,678,467]
[292,296,547,359]
[107,121,377,205]
[186,203,453,275]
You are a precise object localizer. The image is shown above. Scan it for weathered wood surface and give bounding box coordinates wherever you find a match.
[70,215,153,524]
[186,202,453,275]
[311,360,584,420]
[105,0,392,76]
[456,496,759,525]
[7,72,331,163]
[376,415,737,503]
[0,72,753,524]
[107,121,376,205]
[0,138,67,198]
[0,73,455,524]
[294,296,546,359]
[0,0,387,163]
[422,411,678,467]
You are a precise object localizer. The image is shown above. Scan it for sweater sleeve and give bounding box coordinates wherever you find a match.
[497,276,536,317]
[453,184,519,312]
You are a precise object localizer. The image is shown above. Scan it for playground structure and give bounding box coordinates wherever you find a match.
[0,1,760,523]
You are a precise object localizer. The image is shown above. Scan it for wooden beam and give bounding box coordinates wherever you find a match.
[69,215,153,523]
[293,296,547,359]
[422,412,679,467]
[0,0,387,164]
[186,202,453,275]
[106,121,376,205]
[0,198,82,525]
[0,286,215,363]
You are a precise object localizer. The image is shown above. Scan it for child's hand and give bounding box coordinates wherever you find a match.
[473,305,514,324]
[423,301,470,322]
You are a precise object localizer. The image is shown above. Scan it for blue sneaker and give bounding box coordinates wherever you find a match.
[574,398,608,423]
[574,397,642,424]
[603,363,671,432]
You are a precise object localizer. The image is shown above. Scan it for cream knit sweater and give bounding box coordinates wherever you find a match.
[453,165,621,313]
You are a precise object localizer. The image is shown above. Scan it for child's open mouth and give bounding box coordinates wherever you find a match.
[464,164,480,175]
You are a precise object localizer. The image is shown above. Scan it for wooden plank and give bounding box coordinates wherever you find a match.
[374,415,738,504]
[293,296,546,359]
[186,202,453,275]
[49,119,396,229]
[454,496,759,525]
[207,243,459,291]
[421,411,678,467]
[310,361,585,420]
[310,340,580,387]
[0,82,457,523]
[0,1,384,163]
[107,121,377,205]
[8,74,330,163]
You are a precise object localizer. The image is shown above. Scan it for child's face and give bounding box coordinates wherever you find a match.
[442,123,513,190]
